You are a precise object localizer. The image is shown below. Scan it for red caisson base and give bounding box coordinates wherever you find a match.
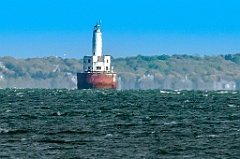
[77,72,117,89]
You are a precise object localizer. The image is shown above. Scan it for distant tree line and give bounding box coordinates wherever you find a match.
[1,54,240,89]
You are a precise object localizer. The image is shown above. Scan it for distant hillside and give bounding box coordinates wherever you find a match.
[0,56,82,88]
[1,54,240,90]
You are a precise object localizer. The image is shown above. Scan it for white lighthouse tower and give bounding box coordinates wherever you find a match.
[92,22,102,56]
[83,21,111,72]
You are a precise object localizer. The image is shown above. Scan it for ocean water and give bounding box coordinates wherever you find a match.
[0,89,240,159]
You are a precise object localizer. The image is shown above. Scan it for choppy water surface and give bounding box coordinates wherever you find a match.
[0,89,240,158]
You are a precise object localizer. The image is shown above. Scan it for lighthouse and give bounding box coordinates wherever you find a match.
[83,22,111,73]
[77,22,117,89]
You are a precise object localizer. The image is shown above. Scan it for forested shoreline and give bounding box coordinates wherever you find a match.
[1,54,240,90]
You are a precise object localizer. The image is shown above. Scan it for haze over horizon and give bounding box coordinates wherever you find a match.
[0,0,240,59]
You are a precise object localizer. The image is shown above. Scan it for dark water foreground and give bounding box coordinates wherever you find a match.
[0,89,240,159]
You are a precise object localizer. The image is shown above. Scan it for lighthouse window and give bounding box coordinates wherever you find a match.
[96,66,101,70]
[107,60,108,63]
[88,59,91,63]
[106,66,108,70]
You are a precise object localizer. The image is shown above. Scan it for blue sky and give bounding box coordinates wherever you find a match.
[0,0,240,58]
